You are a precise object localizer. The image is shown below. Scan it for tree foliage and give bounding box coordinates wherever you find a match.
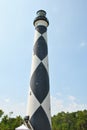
[0,109,23,130]
[52,110,87,130]
[0,109,4,118]
[0,109,87,130]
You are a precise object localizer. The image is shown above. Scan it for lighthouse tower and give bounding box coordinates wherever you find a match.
[25,10,51,130]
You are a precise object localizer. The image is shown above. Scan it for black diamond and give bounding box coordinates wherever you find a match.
[34,36,47,60]
[30,106,51,130]
[30,63,49,103]
[36,25,47,34]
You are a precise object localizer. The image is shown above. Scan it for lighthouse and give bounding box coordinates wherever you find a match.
[25,10,52,130]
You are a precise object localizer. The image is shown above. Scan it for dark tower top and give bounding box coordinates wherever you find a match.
[33,10,49,26]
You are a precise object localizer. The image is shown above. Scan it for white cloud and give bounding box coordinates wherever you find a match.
[0,100,26,117]
[68,95,76,102]
[1,96,87,117]
[56,92,62,97]
[51,96,63,116]
[80,42,86,47]
[65,102,87,113]
[4,98,10,103]
[51,96,87,116]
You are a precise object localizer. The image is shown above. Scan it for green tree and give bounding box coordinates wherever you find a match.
[0,109,4,118]
[52,110,87,130]
[0,109,23,130]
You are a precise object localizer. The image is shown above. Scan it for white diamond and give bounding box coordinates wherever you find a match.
[41,92,51,125]
[42,56,49,74]
[30,55,41,77]
[27,88,40,119]
[42,32,47,43]
[34,30,41,45]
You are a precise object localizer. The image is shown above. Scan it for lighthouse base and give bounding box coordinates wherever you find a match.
[24,116,33,130]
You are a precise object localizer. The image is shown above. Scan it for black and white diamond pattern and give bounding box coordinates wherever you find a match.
[27,25,51,130]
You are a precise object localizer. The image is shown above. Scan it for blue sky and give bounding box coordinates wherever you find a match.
[0,0,87,117]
